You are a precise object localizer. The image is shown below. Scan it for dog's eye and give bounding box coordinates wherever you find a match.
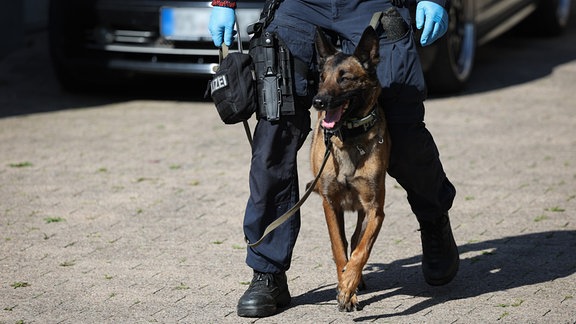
[338,73,356,84]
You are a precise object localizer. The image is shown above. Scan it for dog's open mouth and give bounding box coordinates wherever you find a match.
[321,100,349,129]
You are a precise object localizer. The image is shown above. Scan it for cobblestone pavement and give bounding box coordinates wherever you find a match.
[1,16,576,324]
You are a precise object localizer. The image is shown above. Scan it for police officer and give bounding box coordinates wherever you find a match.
[209,0,459,317]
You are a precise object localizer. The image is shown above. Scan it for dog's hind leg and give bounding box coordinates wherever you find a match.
[350,210,367,291]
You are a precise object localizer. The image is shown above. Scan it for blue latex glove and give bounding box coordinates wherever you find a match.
[415,1,449,46]
[209,6,236,47]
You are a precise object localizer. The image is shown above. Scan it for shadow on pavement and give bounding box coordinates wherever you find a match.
[461,27,576,96]
[291,230,576,319]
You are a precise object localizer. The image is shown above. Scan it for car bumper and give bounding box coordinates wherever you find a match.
[86,44,221,77]
[107,58,218,76]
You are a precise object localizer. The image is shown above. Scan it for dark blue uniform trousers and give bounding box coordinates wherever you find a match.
[244,0,456,274]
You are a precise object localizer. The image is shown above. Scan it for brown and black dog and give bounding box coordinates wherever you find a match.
[309,26,391,312]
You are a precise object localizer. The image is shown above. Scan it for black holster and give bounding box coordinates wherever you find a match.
[249,31,296,121]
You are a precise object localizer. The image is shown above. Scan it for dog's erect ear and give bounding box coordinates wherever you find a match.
[353,26,380,71]
[315,27,337,66]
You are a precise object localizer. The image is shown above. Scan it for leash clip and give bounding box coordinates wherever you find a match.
[323,128,337,148]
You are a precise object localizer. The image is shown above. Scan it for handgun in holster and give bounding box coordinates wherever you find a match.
[251,32,280,121]
[249,31,296,121]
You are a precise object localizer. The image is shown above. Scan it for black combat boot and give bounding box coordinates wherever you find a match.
[419,213,460,286]
[237,271,291,317]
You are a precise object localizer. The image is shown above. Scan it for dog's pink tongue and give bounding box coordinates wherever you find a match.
[322,108,343,129]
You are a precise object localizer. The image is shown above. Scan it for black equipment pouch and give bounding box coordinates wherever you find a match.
[209,49,258,124]
[249,31,296,121]
[370,7,410,42]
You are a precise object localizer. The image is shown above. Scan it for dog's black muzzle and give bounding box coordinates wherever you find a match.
[312,94,350,111]
[312,95,329,110]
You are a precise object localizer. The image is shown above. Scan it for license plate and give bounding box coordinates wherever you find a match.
[160,7,261,41]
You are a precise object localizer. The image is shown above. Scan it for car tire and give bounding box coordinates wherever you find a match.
[520,0,571,36]
[421,0,476,94]
[537,0,571,36]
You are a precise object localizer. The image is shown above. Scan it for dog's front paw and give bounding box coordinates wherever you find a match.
[336,267,364,311]
[337,289,362,312]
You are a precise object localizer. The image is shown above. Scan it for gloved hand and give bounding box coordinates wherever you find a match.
[415,1,449,46]
[208,6,236,47]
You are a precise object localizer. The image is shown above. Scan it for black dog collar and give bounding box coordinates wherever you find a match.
[323,107,379,143]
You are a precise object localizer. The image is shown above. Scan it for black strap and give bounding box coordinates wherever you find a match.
[246,0,283,36]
